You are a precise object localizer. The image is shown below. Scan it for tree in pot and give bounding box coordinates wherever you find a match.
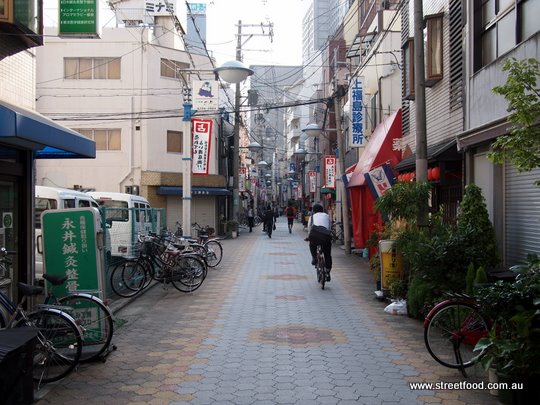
[226,220,239,237]
[473,255,540,404]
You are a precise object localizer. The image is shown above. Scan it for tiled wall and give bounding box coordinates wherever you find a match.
[0,50,35,108]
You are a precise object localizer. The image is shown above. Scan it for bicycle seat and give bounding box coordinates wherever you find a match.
[18,282,43,296]
[43,273,69,286]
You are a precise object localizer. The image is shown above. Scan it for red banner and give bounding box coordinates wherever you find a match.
[308,170,317,193]
[323,155,336,189]
[192,119,212,175]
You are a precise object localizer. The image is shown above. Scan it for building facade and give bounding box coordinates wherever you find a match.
[35,8,230,235]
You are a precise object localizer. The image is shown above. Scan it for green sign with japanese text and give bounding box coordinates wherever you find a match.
[59,0,99,37]
[42,208,104,298]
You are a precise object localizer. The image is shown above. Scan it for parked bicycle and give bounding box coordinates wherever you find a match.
[0,249,83,385]
[109,233,207,297]
[331,222,344,245]
[191,222,224,267]
[41,273,115,362]
[423,292,490,377]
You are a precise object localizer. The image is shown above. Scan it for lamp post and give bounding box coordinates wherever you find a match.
[214,59,254,224]
[182,86,194,237]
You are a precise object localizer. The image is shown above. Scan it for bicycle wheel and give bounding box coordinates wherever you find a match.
[424,302,488,369]
[318,255,326,290]
[58,294,114,362]
[170,255,207,293]
[26,309,82,383]
[110,260,145,298]
[204,240,223,267]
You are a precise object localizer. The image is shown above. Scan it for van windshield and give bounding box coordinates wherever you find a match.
[35,198,58,229]
[97,200,129,222]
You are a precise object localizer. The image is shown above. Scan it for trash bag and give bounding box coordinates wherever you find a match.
[384,299,407,315]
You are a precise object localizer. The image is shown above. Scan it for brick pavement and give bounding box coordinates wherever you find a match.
[34,219,498,404]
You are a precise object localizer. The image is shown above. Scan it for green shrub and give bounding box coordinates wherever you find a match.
[474,266,488,285]
[465,263,475,295]
[407,276,434,320]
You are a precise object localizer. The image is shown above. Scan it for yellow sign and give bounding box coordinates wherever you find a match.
[379,240,403,289]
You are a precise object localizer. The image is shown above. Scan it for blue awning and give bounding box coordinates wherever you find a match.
[0,100,96,158]
[158,186,231,196]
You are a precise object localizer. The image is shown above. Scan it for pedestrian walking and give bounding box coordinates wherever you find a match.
[247,204,255,232]
[263,205,275,238]
[284,202,297,234]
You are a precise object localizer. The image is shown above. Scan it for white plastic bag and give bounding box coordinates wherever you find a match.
[384,299,407,316]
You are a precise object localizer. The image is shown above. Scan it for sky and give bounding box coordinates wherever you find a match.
[194,0,308,67]
[43,0,308,67]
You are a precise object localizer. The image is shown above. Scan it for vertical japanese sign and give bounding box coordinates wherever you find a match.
[323,155,336,189]
[192,118,213,175]
[42,208,104,296]
[59,0,99,37]
[308,171,317,193]
[239,167,247,192]
[350,77,365,147]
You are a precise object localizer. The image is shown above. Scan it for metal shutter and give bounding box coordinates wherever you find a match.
[504,164,540,265]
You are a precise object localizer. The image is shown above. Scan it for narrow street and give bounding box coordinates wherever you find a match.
[35,219,495,405]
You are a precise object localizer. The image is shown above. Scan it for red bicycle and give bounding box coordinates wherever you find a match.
[423,292,490,377]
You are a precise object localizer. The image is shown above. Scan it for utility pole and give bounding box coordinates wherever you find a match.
[231,20,274,223]
[232,21,242,222]
[334,88,351,254]
[413,0,428,226]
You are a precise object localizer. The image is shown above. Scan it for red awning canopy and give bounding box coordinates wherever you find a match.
[347,109,402,188]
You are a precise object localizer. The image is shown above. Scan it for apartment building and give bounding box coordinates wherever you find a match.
[35,8,231,234]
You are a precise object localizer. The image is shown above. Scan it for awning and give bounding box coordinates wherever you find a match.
[0,99,96,158]
[456,117,510,151]
[347,109,402,188]
[157,186,231,196]
[394,139,459,171]
[320,187,336,195]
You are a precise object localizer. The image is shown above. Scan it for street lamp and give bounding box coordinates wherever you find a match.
[214,60,254,224]
[301,123,322,137]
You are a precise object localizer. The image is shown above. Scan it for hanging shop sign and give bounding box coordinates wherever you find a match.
[308,171,317,193]
[239,167,247,192]
[192,118,212,175]
[323,155,336,189]
[59,0,99,37]
[349,77,365,147]
[193,80,218,111]
[364,163,395,199]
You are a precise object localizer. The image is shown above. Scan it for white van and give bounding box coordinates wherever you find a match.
[35,186,102,280]
[86,192,153,258]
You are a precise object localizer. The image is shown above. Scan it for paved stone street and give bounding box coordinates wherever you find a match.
[35,219,497,404]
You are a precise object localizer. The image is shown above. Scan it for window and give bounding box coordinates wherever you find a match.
[64,58,121,79]
[167,130,183,153]
[402,39,414,100]
[426,14,443,85]
[474,0,537,71]
[160,58,189,79]
[76,129,121,151]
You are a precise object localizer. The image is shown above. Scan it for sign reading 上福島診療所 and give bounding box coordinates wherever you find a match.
[350,77,365,148]
[42,208,105,298]
[59,0,99,37]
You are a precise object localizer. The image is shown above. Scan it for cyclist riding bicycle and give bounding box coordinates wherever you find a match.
[306,203,332,281]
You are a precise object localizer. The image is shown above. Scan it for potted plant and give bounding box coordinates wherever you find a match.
[473,255,540,404]
[225,220,239,238]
